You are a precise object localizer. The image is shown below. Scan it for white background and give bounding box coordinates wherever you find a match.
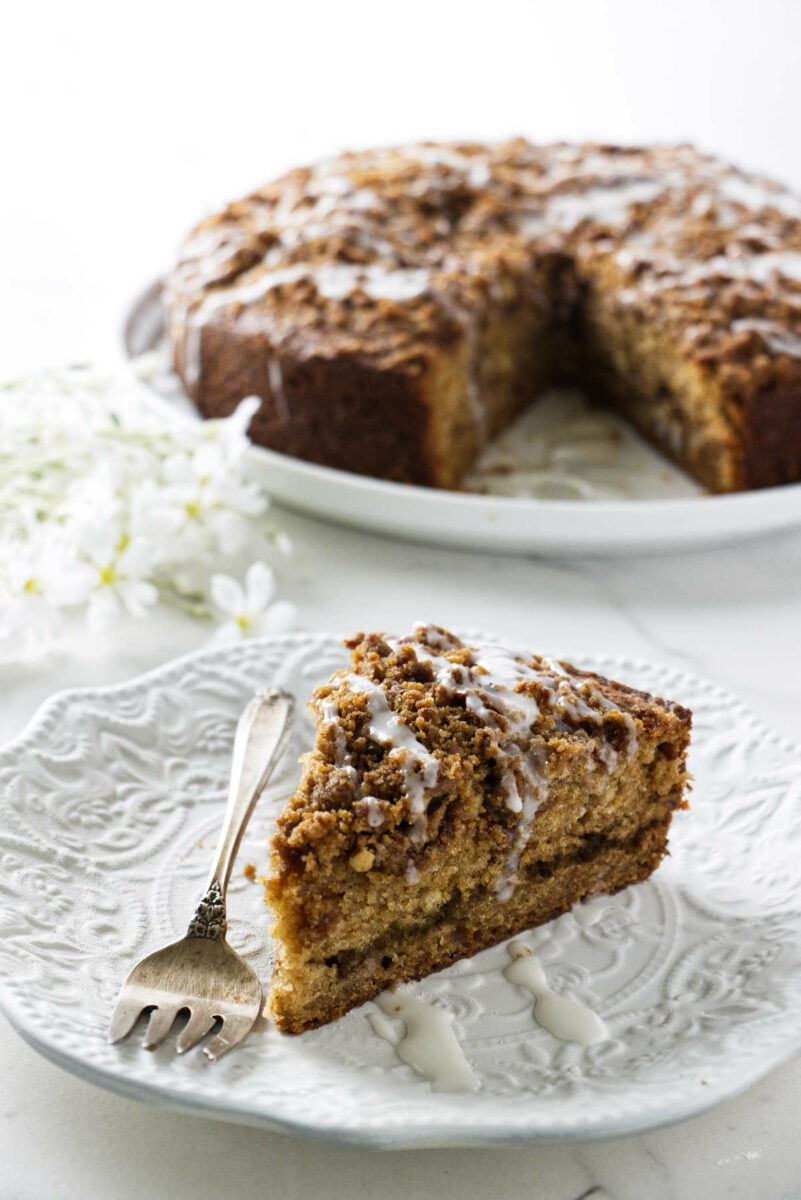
[3,2,801,1197]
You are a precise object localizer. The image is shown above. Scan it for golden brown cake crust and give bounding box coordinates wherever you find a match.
[266,625,692,1033]
[164,140,801,491]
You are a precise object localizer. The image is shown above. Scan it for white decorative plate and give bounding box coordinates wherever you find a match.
[1,633,800,1146]
[121,281,801,557]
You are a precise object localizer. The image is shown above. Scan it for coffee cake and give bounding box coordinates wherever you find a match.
[266,625,691,1033]
[165,141,801,493]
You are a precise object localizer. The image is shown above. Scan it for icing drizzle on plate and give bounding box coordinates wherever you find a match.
[504,941,609,1046]
[368,991,479,1093]
[368,936,609,1092]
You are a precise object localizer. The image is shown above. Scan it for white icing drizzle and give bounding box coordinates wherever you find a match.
[626,248,801,295]
[399,632,547,894]
[494,760,546,902]
[321,698,347,766]
[409,625,635,754]
[343,674,439,843]
[717,174,801,219]
[267,358,289,423]
[571,896,610,928]
[362,796,385,828]
[504,942,608,1045]
[402,143,493,188]
[540,657,639,756]
[180,263,308,385]
[470,643,544,732]
[318,697,360,796]
[397,625,639,898]
[317,263,430,303]
[730,318,801,359]
[336,764,359,789]
[366,1009,402,1046]
[197,260,429,314]
[181,261,431,385]
[407,626,541,739]
[370,990,479,1092]
[415,624,460,653]
[516,179,663,235]
[270,183,389,252]
[595,740,619,772]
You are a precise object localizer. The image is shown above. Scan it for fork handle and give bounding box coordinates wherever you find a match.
[187,689,294,940]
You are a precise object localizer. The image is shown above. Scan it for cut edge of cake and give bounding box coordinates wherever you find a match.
[265,624,692,1033]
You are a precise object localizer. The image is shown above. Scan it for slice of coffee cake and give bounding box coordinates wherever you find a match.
[266,625,691,1033]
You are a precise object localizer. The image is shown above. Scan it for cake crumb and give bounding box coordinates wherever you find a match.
[243,863,257,881]
[349,848,375,873]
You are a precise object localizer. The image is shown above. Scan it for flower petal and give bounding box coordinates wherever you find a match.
[119,579,158,619]
[207,620,245,648]
[162,454,195,485]
[86,588,121,632]
[76,520,117,565]
[208,509,250,555]
[210,573,244,616]
[258,600,296,634]
[51,562,95,607]
[244,561,275,610]
[117,537,159,579]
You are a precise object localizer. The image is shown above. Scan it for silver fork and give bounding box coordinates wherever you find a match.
[108,688,293,1060]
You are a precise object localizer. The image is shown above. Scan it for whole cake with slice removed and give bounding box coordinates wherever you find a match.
[266,625,691,1033]
[165,140,801,493]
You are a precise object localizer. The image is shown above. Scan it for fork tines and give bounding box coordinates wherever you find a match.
[109,987,257,1060]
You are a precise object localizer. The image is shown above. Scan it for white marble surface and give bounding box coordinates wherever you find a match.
[4,0,801,1193]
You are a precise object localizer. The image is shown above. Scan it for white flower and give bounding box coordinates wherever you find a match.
[157,447,268,558]
[209,562,295,644]
[63,464,125,531]
[78,524,160,631]
[0,367,292,660]
[0,587,62,662]
[0,527,93,659]
[0,526,92,608]
[127,478,185,544]
[203,395,261,463]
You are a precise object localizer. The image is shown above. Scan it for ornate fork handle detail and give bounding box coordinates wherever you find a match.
[186,687,294,940]
[186,881,227,941]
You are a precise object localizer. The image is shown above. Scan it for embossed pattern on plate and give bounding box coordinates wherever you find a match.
[0,633,800,1146]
